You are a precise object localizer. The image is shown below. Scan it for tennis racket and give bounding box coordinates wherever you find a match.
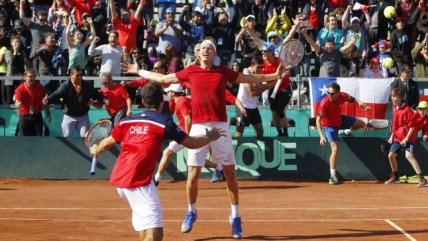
[85,120,112,175]
[113,108,127,126]
[271,39,305,98]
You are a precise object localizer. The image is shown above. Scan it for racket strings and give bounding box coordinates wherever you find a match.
[86,122,112,147]
[279,40,305,68]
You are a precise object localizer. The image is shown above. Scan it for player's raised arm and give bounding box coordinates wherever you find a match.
[235,66,281,84]
[121,63,180,84]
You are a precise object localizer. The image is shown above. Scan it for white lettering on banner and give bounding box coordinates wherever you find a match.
[129,126,148,134]
[176,140,297,176]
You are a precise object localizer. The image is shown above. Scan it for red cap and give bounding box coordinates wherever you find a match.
[395,17,405,24]
[370,57,380,65]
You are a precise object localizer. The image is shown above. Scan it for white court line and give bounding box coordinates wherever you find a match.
[1,206,428,211]
[2,217,428,223]
[385,219,417,241]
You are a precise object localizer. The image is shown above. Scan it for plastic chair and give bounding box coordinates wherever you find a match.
[365,119,390,136]
[307,117,317,137]
[0,117,5,136]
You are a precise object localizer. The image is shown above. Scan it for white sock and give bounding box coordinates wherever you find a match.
[154,173,161,182]
[188,203,196,213]
[231,204,240,218]
[216,163,223,171]
[330,169,336,177]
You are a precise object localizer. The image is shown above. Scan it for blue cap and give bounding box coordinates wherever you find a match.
[262,43,275,53]
[165,7,174,13]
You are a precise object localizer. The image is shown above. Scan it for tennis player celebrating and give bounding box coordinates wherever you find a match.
[123,39,280,239]
[316,83,370,185]
[90,82,226,241]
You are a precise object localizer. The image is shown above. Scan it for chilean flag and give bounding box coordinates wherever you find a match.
[309,77,394,119]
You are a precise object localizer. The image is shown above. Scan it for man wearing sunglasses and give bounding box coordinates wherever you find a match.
[19,1,54,73]
[316,82,370,185]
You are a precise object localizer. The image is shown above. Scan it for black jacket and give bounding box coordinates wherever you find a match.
[390,77,419,110]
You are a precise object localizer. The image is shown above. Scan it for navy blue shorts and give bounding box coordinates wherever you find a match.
[389,141,415,153]
[323,115,357,143]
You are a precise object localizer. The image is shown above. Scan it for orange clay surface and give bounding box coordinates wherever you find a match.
[1,178,428,241]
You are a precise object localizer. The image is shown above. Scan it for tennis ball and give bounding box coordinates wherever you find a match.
[240,17,245,28]
[383,57,394,68]
[384,6,396,19]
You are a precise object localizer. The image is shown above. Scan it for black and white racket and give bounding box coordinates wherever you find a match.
[85,120,112,175]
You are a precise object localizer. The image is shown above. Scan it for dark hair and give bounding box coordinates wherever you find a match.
[329,82,340,92]
[141,82,163,109]
[69,65,83,75]
[391,88,403,98]
[251,56,263,66]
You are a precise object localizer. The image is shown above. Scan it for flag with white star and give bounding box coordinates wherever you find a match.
[309,77,394,119]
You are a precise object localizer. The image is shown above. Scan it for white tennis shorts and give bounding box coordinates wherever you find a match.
[168,141,184,153]
[187,122,236,166]
[116,182,163,231]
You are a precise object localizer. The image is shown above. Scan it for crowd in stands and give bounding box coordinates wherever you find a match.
[0,0,427,136]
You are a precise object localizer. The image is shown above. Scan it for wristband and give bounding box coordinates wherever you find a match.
[138,70,151,79]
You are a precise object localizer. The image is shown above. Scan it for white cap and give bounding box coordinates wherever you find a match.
[164,84,183,93]
[351,17,360,23]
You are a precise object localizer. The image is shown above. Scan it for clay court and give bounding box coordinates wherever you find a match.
[1,178,427,241]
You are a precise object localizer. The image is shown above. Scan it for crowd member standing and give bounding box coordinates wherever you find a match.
[65,16,96,71]
[206,5,239,66]
[302,28,357,77]
[124,39,281,239]
[42,66,104,137]
[179,5,208,67]
[88,32,123,76]
[316,14,344,49]
[19,0,54,70]
[90,82,225,241]
[384,88,427,187]
[236,15,262,69]
[155,7,183,55]
[29,32,63,94]
[342,5,371,57]
[5,36,31,105]
[14,68,50,136]
[390,17,413,72]
[99,72,132,124]
[390,65,419,110]
[109,0,144,53]
[316,83,370,185]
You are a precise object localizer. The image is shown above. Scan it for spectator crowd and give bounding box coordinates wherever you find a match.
[0,0,427,137]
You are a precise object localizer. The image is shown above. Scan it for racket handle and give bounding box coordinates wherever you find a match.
[90,156,97,175]
[270,78,282,99]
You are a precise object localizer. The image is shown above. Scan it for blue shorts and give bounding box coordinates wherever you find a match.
[389,141,415,153]
[323,115,357,143]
